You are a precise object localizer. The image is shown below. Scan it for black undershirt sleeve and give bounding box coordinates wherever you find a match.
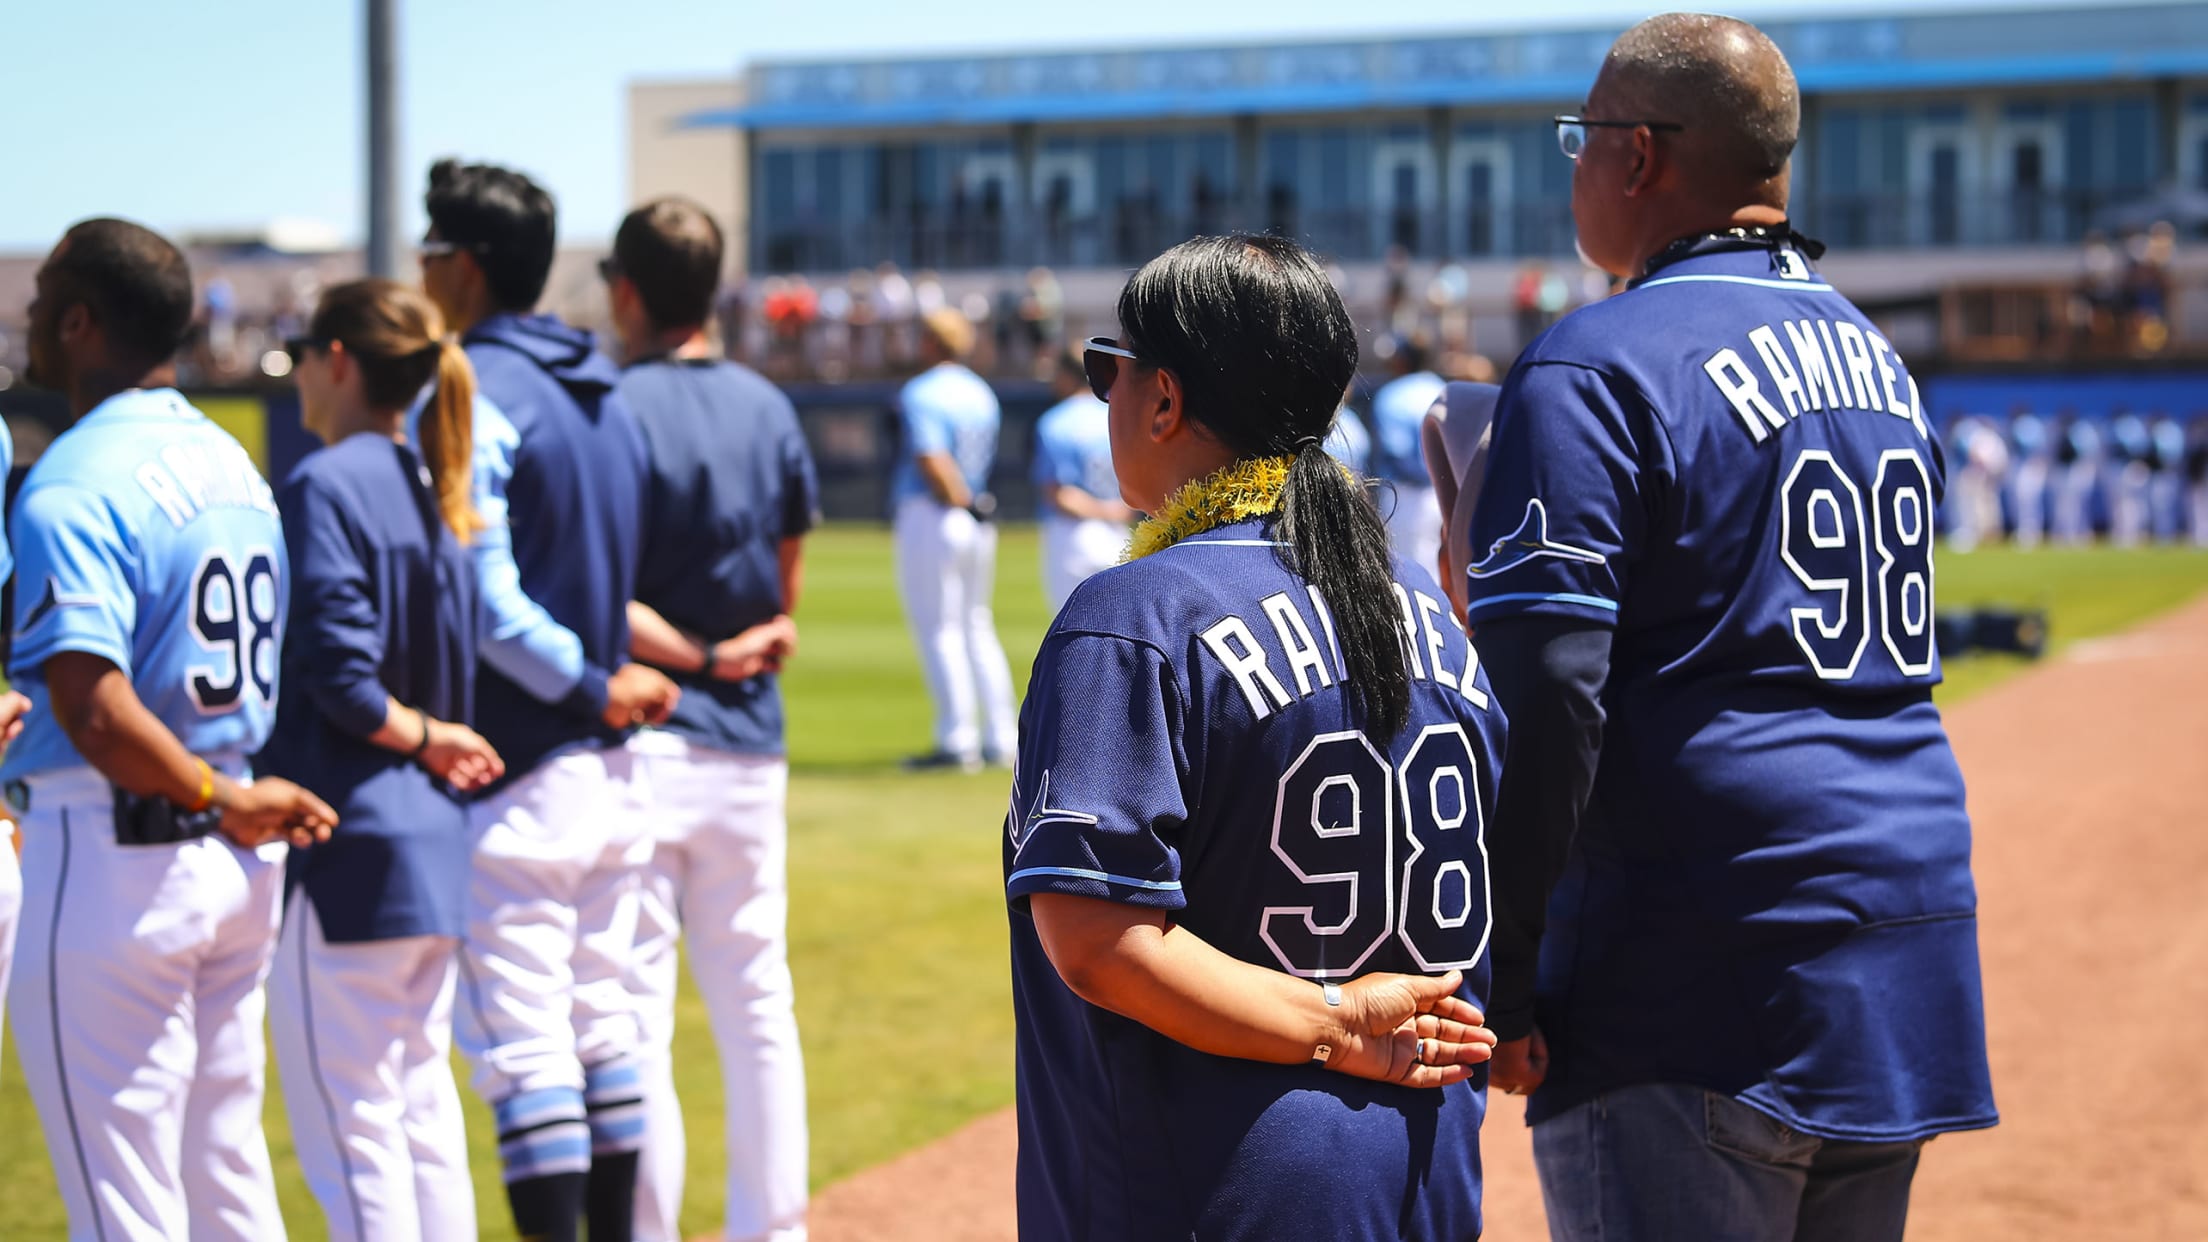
[1475,614,1613,1042]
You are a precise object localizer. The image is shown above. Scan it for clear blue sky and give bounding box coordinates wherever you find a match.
[0,0,2100,252]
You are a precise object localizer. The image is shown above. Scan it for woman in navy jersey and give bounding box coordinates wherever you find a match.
[260,279,502,1242]
[1004,235,1510,1241]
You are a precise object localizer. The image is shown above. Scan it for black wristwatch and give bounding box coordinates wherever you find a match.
[410,708,433,758]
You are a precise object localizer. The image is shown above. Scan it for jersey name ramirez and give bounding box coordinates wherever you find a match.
[1702,316,1929,445]
[1198,578,1490,719]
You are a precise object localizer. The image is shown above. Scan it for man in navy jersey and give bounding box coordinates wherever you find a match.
[603,197,820,1242]
[419,159,678,1242]
[1468,16,1995,1240]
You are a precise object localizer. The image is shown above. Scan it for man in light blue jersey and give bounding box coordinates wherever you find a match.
[893,306,1016,771]
[1327,400,1374,476]
[1032,344,1132,612]
[6,218,337,1242]
[1369,336,1449,579]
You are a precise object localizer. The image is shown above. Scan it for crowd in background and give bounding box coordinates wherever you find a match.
[1942,407,2208,549]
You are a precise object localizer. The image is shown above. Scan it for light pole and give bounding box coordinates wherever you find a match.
[365,0,400,278]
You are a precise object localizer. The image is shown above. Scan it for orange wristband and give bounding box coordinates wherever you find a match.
[185,758,216,814]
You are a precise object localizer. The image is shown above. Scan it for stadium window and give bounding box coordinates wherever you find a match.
[1264,130,1301,240]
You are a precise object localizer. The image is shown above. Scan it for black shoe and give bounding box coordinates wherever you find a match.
[903,750,984,774]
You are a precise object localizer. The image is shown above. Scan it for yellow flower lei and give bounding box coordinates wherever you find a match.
[1124,456,1294,561]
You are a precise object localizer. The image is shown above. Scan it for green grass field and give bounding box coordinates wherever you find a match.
[0,528,2203,1238]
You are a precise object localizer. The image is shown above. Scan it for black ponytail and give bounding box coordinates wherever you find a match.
[1119,234,1412,739]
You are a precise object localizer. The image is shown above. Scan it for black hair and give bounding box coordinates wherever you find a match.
[613,198,724,332]
[1119,234,1411,738]
[423,158,557,312]
[48,218,194,369]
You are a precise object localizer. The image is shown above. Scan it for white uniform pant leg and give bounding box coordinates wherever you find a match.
[2011,460,2048,548]
[667,745,807,1242]
[178,833,291,1242]
[575,742,651,1157]
[456,750,605,1182]
[0,830,18,1060]
[1040,519,1079,615]
[8,782,285,1242]
[630,772,689,1242]
[270,891,475,1242]
[894,498,980,757]
[959,518,1020,761]
[1386,483,1445,583]
[2192,481,2208,547]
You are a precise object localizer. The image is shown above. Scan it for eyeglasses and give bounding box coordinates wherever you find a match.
[282,335,332,367]
[1081,337,1143,402]
[1554,115,1685,161]
[417,237,484,262]
[597,256,622,285]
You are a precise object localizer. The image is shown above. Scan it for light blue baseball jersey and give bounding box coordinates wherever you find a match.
[5,389,286,779]
[892,363,1000,505]
[0,417,14,586]
[1029,392,1117,510]
[1370,370,1447,485]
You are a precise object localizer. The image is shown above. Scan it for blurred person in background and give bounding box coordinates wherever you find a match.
[894,306,1016,771]
[261,279,499,1242]
[2187,416,2208,545]
[1368,334,1449,579]
[2006,406,2050,548]
[603,198,819,1242]
[1034,343,1134,612]
[419,158,678,1242]
[1326,388,1374,476]
[1945,415,2008,552]
[2108,409,2153,546]
[2052,412,2101,544]
[2149,412,2188,540]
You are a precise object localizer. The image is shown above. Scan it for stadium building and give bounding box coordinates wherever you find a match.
[634,3,2208,296]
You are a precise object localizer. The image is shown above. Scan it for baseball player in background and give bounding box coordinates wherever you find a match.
[1011,235,1503,1240]
[0,417,32,1060]
[1469,17,1995,1239]
[1325,398,1373,476]
[602,199,820,1242]
[1031,343,1133,612]
[258,279,503,1242]
[1368,335,1448,577]
[893,307,1016,771]
[418,160,679,1242]
[7,217,338,1241]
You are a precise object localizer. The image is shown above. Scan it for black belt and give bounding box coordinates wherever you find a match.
[4,779,222,845]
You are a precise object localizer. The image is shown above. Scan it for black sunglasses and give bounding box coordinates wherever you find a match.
[1553,114,1685,161]
[597,255,622,284]
[1081,336,1144,402]
[283,335,332,367]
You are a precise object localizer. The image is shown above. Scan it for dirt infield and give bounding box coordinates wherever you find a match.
[803,592,2208,1242]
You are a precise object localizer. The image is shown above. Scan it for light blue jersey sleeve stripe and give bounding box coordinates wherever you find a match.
[1007,866,1184,892]
[1465,591,1621,617]
[1636,274,1838,292]
[469,395,587,701]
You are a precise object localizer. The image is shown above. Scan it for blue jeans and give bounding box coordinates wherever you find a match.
[1532,1083,1925,1242]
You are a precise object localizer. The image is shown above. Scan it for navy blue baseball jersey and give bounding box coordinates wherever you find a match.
[620,356,820,755]
[5,389,286,780]
[1464,239,1996,1141]
[460,313,648,779]
[256,433,482,942]
[1006,517,1506,1241]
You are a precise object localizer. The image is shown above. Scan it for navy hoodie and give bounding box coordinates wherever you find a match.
[460,312,647,780]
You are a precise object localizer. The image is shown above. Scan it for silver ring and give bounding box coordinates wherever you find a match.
[1414,1038,1426,1066]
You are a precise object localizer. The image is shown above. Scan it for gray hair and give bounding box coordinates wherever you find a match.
[1605,13,1800,181]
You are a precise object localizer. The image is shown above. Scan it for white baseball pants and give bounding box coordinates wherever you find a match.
[1041,516,1127,613]
[456,744,652,1183]
[893,496,1018,760]
[628,731,809,1242]
[0,828,18,1061]
[1385,482,1445,585]
[268,892,476,1242]
[7,767,288,1242]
